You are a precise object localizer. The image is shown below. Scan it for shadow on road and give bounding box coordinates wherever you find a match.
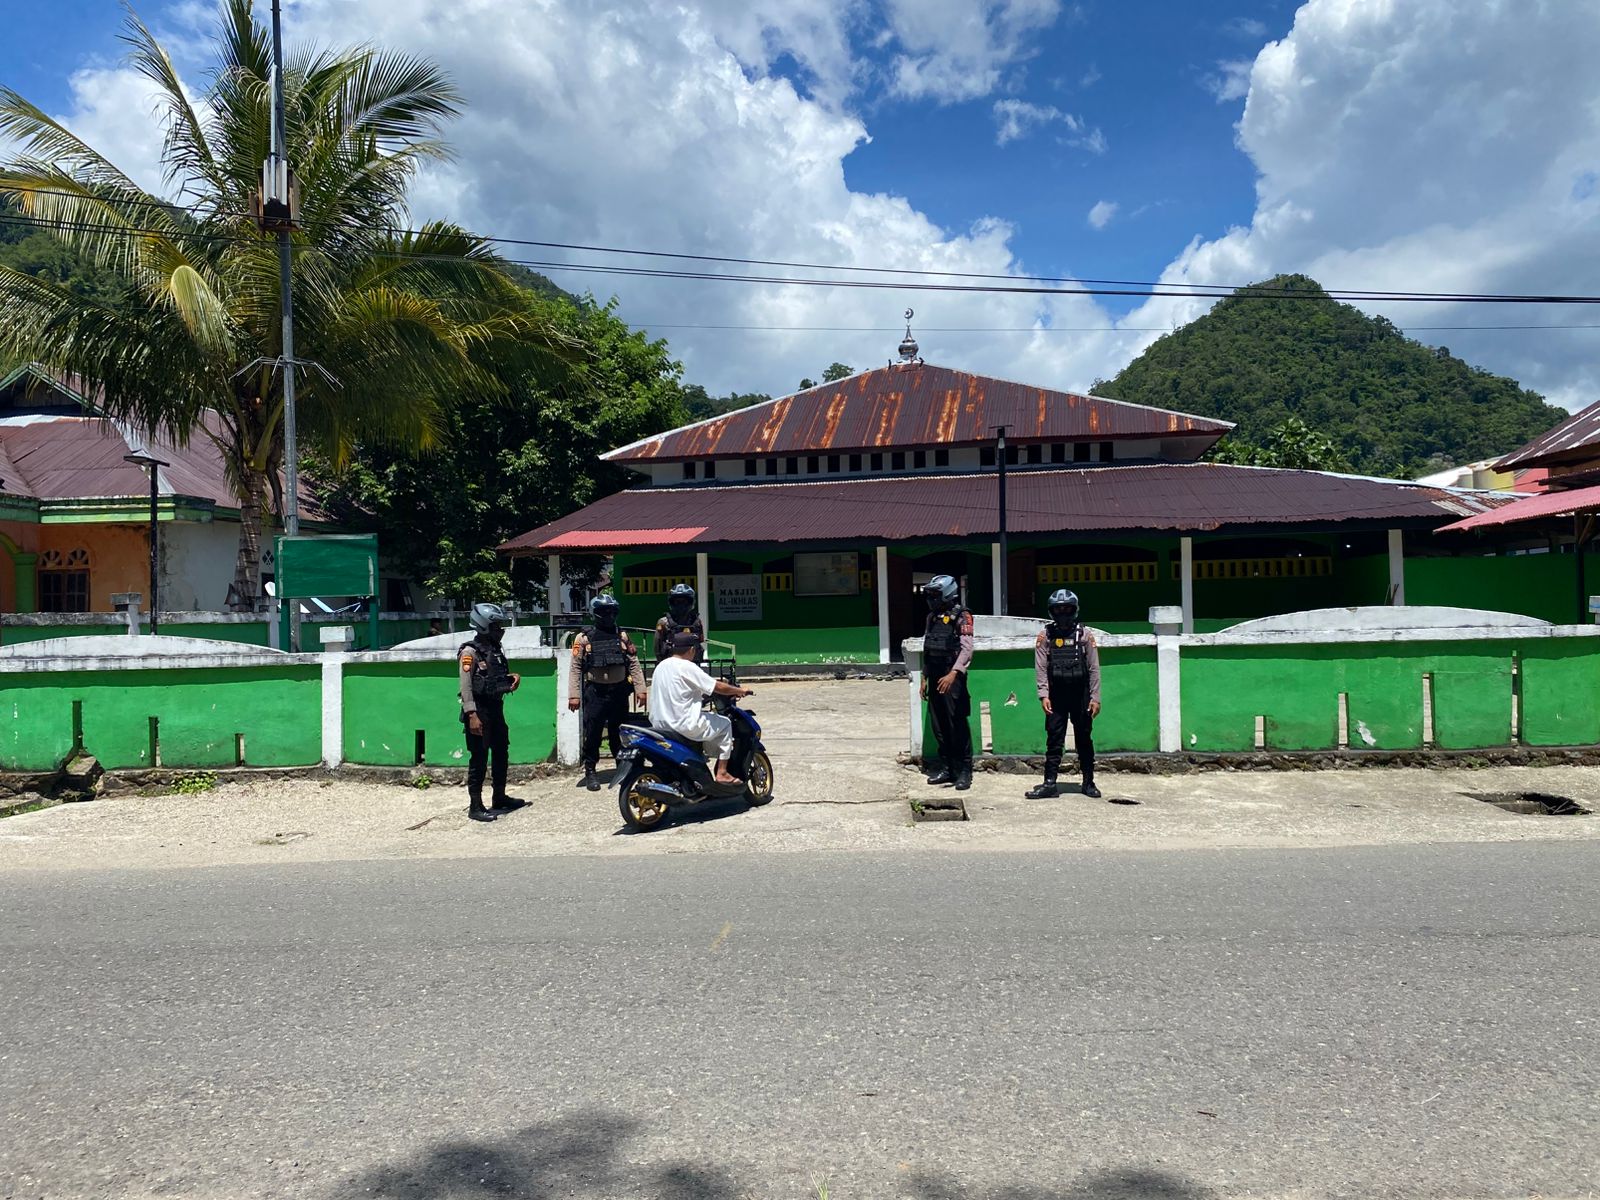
[907,1165,1214,1199]
[335,1110,743,1198]
[336,1110,1210,1199]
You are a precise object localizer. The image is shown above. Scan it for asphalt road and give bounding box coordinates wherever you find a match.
[2,844,1597,1199]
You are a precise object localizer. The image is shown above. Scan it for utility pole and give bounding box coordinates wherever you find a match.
[994,425,1009,616]
[268,0,299,538]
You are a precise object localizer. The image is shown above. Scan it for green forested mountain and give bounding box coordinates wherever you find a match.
[1094,274,1566,478]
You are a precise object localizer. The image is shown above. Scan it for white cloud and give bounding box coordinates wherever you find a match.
[49,68,175,196]
[1087,200,1116,230]
[884,0,1064,103]
[1223,17,1269,40]
[1202,58,1254,103]
[992,98,1104,150]
[1127,0,1600,411]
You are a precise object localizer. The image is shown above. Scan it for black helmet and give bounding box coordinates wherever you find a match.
[922,574,959,611]
[590,594,619,624]
[1048,588,1079,624]
[668,583,696,618]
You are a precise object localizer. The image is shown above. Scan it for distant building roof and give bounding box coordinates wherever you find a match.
[1496,398,1600,473]
[603,362,1233,464]
[1438,481,1600,534]
[502,463,1509,555]
[0,366,319,519]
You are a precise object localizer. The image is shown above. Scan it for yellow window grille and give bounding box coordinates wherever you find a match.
[1036,562,1157,585]
[1173,556,1333,581]
[620,575,697,596]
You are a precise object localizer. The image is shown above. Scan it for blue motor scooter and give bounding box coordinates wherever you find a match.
[613,692,773,830]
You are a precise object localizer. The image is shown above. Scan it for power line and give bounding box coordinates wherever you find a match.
[625,321,1600,334]
[8,203,1600,308]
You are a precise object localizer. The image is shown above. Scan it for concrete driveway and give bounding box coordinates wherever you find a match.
[2,681,1597,873]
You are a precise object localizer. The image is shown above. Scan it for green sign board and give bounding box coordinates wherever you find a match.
[274,534,378,599]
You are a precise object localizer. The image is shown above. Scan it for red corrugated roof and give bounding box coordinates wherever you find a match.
[604,362,1233,463]
[501,464,1508,555]
[1497,398,1600,471]
[1437,482,1600,533]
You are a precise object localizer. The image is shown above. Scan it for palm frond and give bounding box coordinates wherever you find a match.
[120,10,225,200]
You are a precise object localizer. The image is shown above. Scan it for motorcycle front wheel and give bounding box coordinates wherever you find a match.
[620,769,669,830]
[744,750,775,806]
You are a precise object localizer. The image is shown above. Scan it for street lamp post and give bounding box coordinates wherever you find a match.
[993,424,1009,616]
[124,449,170,633]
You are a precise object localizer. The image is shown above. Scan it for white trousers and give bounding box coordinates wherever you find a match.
[674,711,734,762]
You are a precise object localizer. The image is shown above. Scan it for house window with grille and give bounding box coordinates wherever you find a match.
[38,548,90,613]
[682,462,697,480]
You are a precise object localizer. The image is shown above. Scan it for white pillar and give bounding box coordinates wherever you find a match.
[1388,529,1406,605]
[1180,536,1194,635]
[1150,606,1183,753]
[990,542,1002,615]
[906,645,925,754]
[554,648,581,766]
[320,654,344,768]
[876,545,891,664]
[546,554,562,615]
[696,551,711,643]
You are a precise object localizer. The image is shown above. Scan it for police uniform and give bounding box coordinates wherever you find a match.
[570,624,646,775]
[654,612,705,666]
[1034,621,1101,791]
[459,632,515,814]
[923,604,975,784]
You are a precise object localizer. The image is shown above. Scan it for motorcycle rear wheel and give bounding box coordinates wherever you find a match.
[744,750,775,806]
[620,769,669,830]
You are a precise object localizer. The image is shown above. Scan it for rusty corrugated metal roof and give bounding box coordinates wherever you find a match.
[1496,398,1600,471]
[604,362,1233,463]
[0,412,322,517]
[1438,481,1600,533]
[501,463,1508,555]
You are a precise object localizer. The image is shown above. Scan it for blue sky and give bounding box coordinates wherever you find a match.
[6,1,1600,408]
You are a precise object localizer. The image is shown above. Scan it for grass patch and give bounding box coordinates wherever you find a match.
[171,771,218,796]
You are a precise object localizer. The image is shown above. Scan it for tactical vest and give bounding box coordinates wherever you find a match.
[1045,622,1088,686]
[584,626,629,672]
[460,637,512,702]
[662,614,704,662]
[924,606,966,670]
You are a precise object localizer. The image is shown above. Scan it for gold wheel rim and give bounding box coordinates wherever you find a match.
[747,753,772,799]
[626,773,666,826]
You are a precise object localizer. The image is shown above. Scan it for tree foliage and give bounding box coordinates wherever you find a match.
[1096,274,1566,477]
[1206,416,1352,472]
[0,1,568,608]
[310,296,690,605]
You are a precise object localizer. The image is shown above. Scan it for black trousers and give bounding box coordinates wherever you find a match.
[581,679,635,769]
[465,702,509,807]
[1043,682,1095,782]
[926,666,973,773]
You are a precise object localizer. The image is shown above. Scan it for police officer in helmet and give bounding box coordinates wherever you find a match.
[920,574,975,790]
[458,602,522,821]
[568,594,646,791]
[1028,588,1101,799]
[654,582,705,666]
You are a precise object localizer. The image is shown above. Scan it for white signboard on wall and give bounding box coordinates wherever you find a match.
[795,552,860,597]
[713,574,763,621]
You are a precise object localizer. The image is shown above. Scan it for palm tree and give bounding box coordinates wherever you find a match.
[0,1,564,609]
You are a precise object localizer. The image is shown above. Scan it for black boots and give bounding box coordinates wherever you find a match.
[493,795,527,812]
[1081,780,1102,799]
[1026,779,1059,799]
[468,801,497,823]
[926,767,954,786]
[954,768,972,791]
[580,767,601,791]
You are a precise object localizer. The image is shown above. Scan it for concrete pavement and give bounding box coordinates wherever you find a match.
[2,844,1597,1198]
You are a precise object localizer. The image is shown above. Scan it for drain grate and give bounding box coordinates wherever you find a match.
[1470,792,1591,817]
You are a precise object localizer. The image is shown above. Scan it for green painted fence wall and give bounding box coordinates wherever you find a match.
[1179,641,1529,752]
[1519,640,1600,746]
[925,643,1160,758]
[0,620,273,646]
[0,664,322,771]
[341,656,557,766]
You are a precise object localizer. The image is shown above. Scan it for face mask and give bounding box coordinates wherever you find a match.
[595,612,617,630]
[483,625,505,645]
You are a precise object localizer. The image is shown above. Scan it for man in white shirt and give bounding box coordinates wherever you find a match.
[647,631,753,785]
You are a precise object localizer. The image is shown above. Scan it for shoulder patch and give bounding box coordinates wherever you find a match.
[459,651,474,672]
